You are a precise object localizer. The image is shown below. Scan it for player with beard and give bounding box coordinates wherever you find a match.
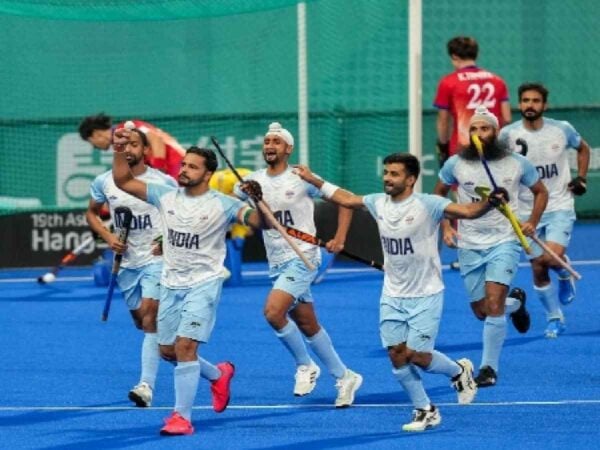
[434,106,548,387]
[112,126,265,436]
[234,122,363,408]
[294,153,512,431]
[498,83,590,338]
[87,127,178,408]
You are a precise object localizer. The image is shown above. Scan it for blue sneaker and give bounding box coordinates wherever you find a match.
[557,256,576,305]
[544,319,566,339]
[313,248,335,285]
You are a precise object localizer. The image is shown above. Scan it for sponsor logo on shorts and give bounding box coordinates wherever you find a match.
[286,276,295,282]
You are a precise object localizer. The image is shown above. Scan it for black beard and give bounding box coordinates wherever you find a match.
[459,138,509,161]
[520,109,543,122]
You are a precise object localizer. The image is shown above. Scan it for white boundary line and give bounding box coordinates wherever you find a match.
[1,399,600,411]
[1,259,598,284]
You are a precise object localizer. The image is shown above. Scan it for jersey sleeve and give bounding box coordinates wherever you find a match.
[433,76,451,110]
[561,121,582,149]
[306,172,324,199]
[147,183,176,208]
[438,155,459,185]
[362,193,383,220]
[515,154,540,187]
[89,173,108,204]
[218,193,249,225]
[419,194,452,223]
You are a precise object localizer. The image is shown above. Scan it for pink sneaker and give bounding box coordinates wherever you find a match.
[211,361,235,413]
[159,412,194,436]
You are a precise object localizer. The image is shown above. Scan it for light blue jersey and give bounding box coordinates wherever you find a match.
[439,153,539,250]
[363,192,451,297]
[146,185,251,289]
[498,118,581,215]
[235,167,321,268]
[90,167,177,269]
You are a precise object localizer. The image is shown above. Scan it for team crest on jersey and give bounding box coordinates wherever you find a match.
[285,190,295,199]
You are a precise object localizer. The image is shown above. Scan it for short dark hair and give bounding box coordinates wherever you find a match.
[78,113,112,140]
[186,146,218,172]
[518,82,549,103]
[447,36,479,60]
[382,153,420,180]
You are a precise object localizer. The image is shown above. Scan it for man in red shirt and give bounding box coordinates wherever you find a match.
[434,36,511,166]
[78,113,186,179]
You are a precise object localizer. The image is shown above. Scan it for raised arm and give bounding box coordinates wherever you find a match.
[112,129,148,201]
[293,164,365,209]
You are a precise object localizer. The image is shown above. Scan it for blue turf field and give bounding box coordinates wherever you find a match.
[1,223,599,449]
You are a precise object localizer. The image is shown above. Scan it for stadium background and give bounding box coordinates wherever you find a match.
[0,0,598,267]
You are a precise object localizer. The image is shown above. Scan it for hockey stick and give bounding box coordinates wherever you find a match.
[37,217,112,284]
[37,235,96,284]
[471,134,532,254]
[475,186,581,280]
[210,136,315,270]
[101,206,133,322]
[283,225,383,271]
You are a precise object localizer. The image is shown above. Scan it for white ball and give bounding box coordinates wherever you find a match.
[42,273,56,283]
[124,120,136,130]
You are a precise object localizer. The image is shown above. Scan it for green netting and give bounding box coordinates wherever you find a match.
[1,0,599,216]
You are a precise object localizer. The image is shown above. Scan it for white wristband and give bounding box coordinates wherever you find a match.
[320,181,340,199]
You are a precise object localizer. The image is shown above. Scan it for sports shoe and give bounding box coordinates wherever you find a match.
[474,365,497,388]
[450,260,460,270]
[508,287,530,334]
[451,358,477,404]
[294,362,321,396]
[545,318,566,339]
[128,382,152,407]
[402,405,441,432]
[211,362,235,413]
[558,258,576,305]
[159,412,194,436]
[334,369,363,408]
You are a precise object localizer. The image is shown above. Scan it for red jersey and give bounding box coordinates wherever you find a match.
[433,66,509,154]
[115,119,185,179]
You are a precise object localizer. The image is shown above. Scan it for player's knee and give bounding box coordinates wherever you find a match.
[159,345,176,362]
[470,301,486,320]
[485,301,504,317]
[141,315,157,333]
[264,305,286,328]
[387,345,410,367]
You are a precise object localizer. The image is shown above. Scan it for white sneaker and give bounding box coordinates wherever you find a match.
[451,358,477,405]
[402,405,441,432]
[128,382,153,407]
[334,369,363,408]
[294,362,320,396]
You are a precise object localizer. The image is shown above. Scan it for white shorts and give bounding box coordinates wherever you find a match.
[157,278,223,345]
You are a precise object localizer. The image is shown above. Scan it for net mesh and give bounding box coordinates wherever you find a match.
[1,0,599,216]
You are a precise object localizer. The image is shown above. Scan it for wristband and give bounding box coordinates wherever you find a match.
[320,181,340,199]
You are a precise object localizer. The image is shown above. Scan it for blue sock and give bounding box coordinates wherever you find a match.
[275,320,312,366]
[140,333,160,389]
[174,361,200,421]
[392,364,430,409]
[481,315,507,371]
[306,327,346,378]
[198,357,221,381]
[535,283,563,321]
[424,350,461,378]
